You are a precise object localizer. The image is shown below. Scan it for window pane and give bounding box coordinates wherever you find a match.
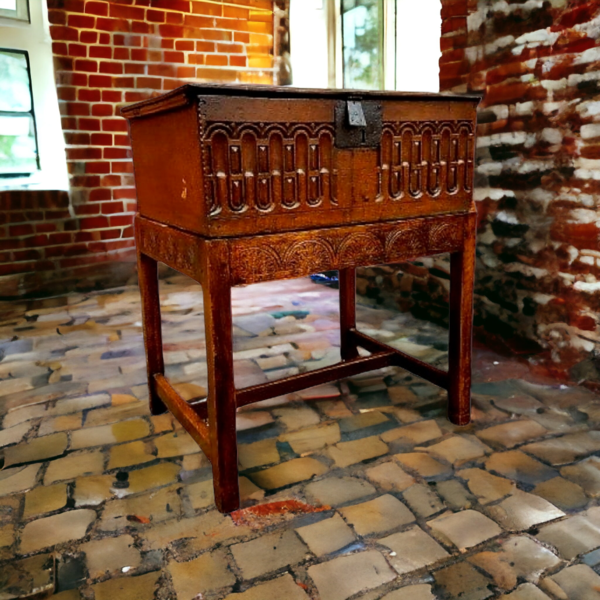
[0,114,37,174]
[342,0,383,90]
[0,0,29,22]
[0,50,32,112]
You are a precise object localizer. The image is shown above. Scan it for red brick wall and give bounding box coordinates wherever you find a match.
[0,0,274,298]
[440,0,600,382]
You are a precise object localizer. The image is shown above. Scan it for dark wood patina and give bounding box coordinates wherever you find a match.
[122,83,479,513]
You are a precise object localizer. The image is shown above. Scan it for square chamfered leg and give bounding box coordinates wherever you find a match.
[447,214,477,426]
[202,242,240,513]
[137,249,167,416]
[339,267,359,361]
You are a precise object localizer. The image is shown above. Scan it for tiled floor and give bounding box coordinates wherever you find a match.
[1,274,600,600]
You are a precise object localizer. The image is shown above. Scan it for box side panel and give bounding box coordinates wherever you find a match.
[129,104,206,235]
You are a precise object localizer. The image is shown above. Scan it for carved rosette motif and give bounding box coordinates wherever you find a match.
[230,216,468,285]
[201,119,474,220]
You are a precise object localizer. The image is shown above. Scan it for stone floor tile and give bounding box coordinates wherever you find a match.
[274,406,321,431]
[328,436,389,468]
[23,483,67,518]
[421,435,488,466]
[238,438,280,470]
[544,564,600,600]
[38,414,83,436]
[476,420,548,449]
[52,590,82,600]
[307,550,396,600]
[99,485,182,531]
[236,411,275,431]
[80,534,141,578]
[0,421,31,449]
[388,385,419,405]
[280,422,341,454]
[458,468,515,504]
[536,514,600,559]
[222,574,309,600]
[127,462,181,494]
[434,561,493,600]
[486,451,557,485]
[73,474,114,507]
[428,509,502,550]
[381,420,443,444]
[231,530,308,580]
[499,583,552,599]
[84,402,149,428]
[436,479,475,510]
[250,457,327,490]
[319,399,353,419]
[339,411,390,434]
[340,494,415,536]
[0,523,14,548]
[561,456,600,496]
[0,554,54,599]
[0,464,40,496]
[380,585,435,600]
[403,483,445,518]
[532,476,588,510]
[92,571,161,600]
[304,476,376,507]
[296,513,356,556]
[20,509,96,553]
[154,430,199,458]
[143,510,250,553]
[523,431,600,466]
[169,550,236,598]
[52,393,111,418]
[379,525,449,575]
[45,450,104,484]
[70,418,150,449]
[107,440,155,469]
[394,452,451,478]
[469,536,560,590]
[3,432,68,468]
[365,461,415,492]
[486,490,564,531]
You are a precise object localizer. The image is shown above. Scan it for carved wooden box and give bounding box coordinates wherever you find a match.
[122,84,478,238]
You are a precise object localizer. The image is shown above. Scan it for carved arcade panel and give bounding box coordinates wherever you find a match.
[201,119,474,221]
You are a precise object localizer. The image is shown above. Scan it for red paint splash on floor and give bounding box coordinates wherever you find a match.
[231,499,330,528]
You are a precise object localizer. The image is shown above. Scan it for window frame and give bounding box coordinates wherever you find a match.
[0,46,41,177]
[0,0,30,23]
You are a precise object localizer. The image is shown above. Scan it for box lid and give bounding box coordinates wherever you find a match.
[121,83,481,119]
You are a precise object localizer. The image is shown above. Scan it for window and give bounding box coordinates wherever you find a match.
[0,0,67,190]
[0,0,30,22]
[290,0,440,93]
[0,48,39,176]
[341,0,383,90]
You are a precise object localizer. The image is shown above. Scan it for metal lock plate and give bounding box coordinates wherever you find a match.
[334,99,383,149]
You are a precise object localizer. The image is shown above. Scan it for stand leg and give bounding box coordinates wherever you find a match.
[203,244,240,513]
[137,251,166,415]
[448,216,477,425]
[339,267,359,361]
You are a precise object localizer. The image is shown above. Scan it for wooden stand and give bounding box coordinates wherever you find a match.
[135,210,477,513]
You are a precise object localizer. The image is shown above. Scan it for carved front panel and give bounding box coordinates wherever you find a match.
[202,122,336,217]
[377,120,474,202]
[201,118,474,220]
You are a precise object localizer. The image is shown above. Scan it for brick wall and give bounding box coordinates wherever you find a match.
[437,0,600,383]
[0,0,275,298]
